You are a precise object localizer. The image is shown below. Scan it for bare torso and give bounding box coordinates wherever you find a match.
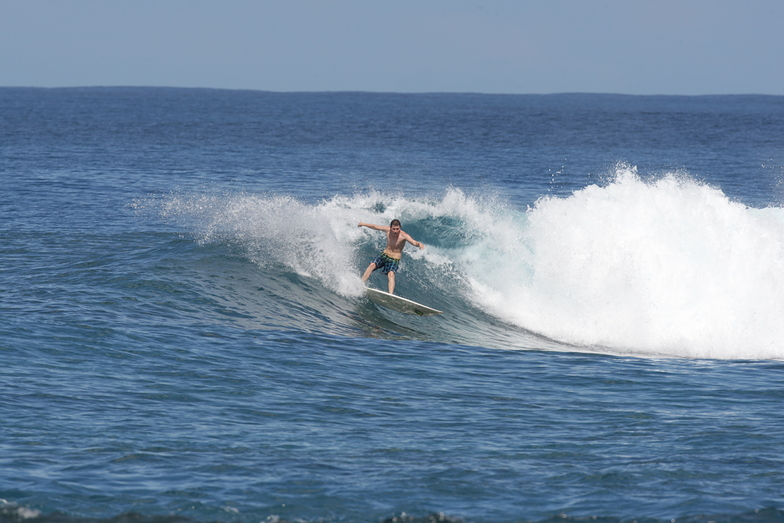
[383,230,410,258]
[357,221,423,259]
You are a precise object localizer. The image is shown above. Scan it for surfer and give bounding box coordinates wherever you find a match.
[358,219,424,294]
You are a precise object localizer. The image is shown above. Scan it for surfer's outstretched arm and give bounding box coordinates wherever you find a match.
[358,222,389,231]
[403,233,425,250]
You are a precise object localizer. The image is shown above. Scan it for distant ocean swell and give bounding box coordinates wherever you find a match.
[135,165,784,360]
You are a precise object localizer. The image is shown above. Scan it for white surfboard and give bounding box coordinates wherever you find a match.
[366,288,443,316]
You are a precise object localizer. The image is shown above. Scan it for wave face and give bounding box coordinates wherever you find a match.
[140,165,784,360]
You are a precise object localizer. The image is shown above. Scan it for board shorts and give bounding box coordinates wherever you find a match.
[371,252,400,275]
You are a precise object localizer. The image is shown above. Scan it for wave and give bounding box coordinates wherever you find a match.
[136,166,784,360]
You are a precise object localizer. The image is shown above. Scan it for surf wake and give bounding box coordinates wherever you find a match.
[138,166,784,360]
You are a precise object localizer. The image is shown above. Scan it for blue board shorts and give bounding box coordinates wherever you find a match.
[371,252,400,275]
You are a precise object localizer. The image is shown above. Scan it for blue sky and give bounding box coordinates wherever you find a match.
[2,0,783,95]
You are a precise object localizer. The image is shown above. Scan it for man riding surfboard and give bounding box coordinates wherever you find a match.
[358,219,424,294]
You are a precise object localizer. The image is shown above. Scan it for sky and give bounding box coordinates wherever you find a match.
[1,0,783,95]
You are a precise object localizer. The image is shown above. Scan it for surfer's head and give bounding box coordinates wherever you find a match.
[390,219,401,232]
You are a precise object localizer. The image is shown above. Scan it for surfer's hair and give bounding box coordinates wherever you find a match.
[390,219,401,228]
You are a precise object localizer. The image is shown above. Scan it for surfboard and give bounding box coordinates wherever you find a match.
[366,288,443,316]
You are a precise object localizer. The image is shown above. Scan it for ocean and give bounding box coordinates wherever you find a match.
[2,87,784,523]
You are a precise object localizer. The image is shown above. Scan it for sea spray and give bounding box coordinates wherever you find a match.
[146,191,370,296]
[138,189,475,298]
[467,166,784,358]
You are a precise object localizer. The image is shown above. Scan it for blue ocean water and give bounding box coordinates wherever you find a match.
[2,88,784,523]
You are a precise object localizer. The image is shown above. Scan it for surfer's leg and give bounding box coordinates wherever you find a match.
[361,263,377,283]
[387,271,395,294]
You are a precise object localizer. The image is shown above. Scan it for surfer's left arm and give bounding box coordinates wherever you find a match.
[405,233,425,250]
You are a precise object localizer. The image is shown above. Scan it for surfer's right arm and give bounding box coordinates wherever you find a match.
[358,222,389,231]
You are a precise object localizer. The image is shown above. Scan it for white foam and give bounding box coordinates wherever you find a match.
[150,190,370,296]
[0,501,41,520]
[465,166,784,359]
[142,189,479,298]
